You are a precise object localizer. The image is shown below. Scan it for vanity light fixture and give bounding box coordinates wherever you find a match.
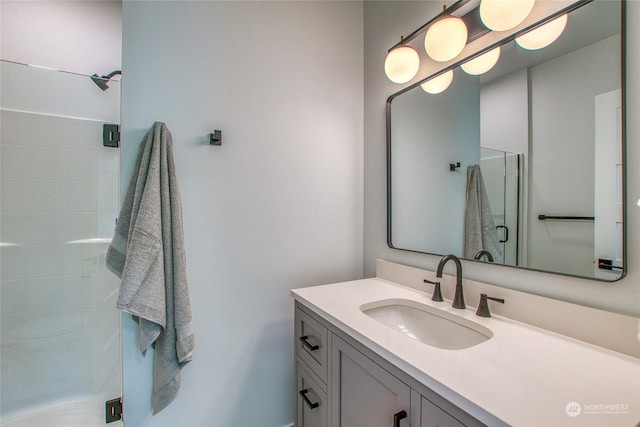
[384,0,543,86]
[479,0,535,32]
[461,46,501,75]
[421,70,454,94]
[515,14,568,50]
[384,0,489,85]
[385,42,420,84]
[424,7,468,62]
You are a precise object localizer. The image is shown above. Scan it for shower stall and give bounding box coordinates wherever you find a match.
[0,60,122,426]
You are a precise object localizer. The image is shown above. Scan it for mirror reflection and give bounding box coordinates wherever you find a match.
[387,0,624,281]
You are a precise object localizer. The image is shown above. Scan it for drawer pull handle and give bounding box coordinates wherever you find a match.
[299,335,319,351]
[393,410,407,427]
[299,388,320,409]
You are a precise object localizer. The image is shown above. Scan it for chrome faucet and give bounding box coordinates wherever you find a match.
[436,254,465,309]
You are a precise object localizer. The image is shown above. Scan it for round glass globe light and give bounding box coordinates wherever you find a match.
[461,46,501,75]
[515,14,568,50]
[421,70,454,94]
[384,45,420,84]
[480,0,535,32]
[424,16,468,62]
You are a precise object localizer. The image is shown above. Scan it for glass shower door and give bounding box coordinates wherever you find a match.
[480,147,522,266]
[0,60,122,426]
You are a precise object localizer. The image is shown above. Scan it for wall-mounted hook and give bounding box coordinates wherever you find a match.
[210,130,222,146]
[449,162,460,171]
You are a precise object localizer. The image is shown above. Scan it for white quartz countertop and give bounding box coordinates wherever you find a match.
[291,278,640,427]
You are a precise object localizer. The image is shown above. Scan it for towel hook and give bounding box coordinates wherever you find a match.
[209,130,222,146]
[449,162,460,171]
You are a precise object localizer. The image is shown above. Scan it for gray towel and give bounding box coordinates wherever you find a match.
[106,122,194,414]
[464,165,503,263]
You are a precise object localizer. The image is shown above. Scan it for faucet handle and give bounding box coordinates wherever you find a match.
[424,279,443,302]
[476,293,505,317]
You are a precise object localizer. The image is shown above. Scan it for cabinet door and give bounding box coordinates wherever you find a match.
[420,397,465,427]
[297,362,328,427]
[331,335,411,427]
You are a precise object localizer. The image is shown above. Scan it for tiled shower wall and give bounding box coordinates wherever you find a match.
[0,63,121,416]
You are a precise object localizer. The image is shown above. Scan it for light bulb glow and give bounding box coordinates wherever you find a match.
[515,14,568,50]
[461,47,501,75]
[424,16,468,62]
[480,0,535,32]
[421,70,453,94]
[384,45,420,83]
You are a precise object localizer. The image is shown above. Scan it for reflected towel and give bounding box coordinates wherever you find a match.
[464,165,503,263]
[106,122,194,414]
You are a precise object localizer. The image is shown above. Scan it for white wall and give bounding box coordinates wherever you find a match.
[364,0,442,271]
[364,1,640,317]
[528,35,620,276]
[0,0,122,76]
[391,71,480,255]
[480,72,529,266]
[121,1,363,426]
[480,69,528,156]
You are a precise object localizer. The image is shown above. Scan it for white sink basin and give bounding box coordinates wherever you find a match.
[360,299,493,350]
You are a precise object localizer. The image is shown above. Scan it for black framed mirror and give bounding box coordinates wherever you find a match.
[387,0,626,281]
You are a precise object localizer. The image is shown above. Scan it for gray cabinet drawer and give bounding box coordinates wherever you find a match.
[295,305,328,383]
[296,362,328,427]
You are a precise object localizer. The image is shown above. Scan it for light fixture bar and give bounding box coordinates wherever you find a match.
[388,0,489,52]
[388,0,592,98]
[463,7,492,44]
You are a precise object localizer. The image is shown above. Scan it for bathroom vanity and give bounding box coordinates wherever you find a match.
[294,299,487,427]
[291,261,640,427]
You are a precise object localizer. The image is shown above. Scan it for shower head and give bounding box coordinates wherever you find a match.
[90,70,121,91]
[91,74,110,90]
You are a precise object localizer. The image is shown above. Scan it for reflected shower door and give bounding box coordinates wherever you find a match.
[480,148,521,265]
[0,60,122,425]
